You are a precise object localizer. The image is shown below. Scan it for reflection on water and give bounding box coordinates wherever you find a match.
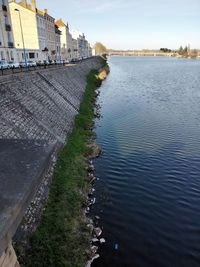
[92,57,200,267]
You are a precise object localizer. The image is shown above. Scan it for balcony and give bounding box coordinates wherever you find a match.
[8,42,14,48]
[5,24,11,31]
[2,5,7,12]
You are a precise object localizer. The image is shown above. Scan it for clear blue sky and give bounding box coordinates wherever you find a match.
[36,0,200,50]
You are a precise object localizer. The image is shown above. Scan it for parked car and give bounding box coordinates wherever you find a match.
[55,60,62,64]
[43,60,50,65]
[28,61,37,67]
[0,61,10,69]
[36,60,43,66]
[8,61,20,68]
[19,61,27,68]
[19,61,36,68]
[49,60,56,65]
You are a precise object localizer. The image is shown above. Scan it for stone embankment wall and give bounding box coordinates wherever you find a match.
[0,58,102,144]
[0,57,103,267]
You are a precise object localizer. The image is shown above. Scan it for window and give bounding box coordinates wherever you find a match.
[10,51,13,60]
[1,51,4,60]
[6,51,9,61]
[29,53,35,59]
[7,31,11,43]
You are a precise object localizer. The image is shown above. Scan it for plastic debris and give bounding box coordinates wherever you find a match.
[115,243,119,250]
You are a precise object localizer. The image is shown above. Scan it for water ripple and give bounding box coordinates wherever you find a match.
[92,57,200,267]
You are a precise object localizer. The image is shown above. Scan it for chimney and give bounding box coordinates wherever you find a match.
[30,0,36,11]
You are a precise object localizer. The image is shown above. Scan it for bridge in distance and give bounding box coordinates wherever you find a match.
[107,50,175,57]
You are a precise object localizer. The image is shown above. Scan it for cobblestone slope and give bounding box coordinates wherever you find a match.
[0,58,102,144]
[0,57,103,264]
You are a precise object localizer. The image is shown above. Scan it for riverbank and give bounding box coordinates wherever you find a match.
[14,60,109,267]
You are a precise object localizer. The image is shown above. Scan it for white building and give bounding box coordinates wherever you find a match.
[72,37,78,61]
[9,0,41,62]
[9,1,58,62]
[0,0,16,61]
[71,29,91,60]
[87,42,92,58]
[43,9,56,61]
[36,8,47,62]
[71,29,82,60]
[56,19,72,62]
[55,24,61,61]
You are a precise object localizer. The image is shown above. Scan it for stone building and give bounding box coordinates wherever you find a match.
[36,8,47,62]
[43,9,56,61]
[56,19,72,62]
[36,7,60,62]
[55,24,61,61]
[0,0,16,61]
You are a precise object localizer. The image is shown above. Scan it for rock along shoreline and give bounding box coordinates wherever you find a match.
[84,61,109,267]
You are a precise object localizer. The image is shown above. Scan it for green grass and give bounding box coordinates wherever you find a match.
[18,69,103,267]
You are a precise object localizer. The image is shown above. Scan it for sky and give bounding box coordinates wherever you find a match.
[36,0,200,50]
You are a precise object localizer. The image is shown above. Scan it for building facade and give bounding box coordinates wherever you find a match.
[6,0,92,64]
[44,9,56,61]
[66,25,72,61]
[56,19,72,62]
[36,8,47,62]
[9,0,40,62]
[71,29,91,60]
[0,0,16,61]
[55,24,61,61]
[72,37,78,61]
[9,1,58,62]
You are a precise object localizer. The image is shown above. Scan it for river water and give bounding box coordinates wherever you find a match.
[92,56,200,267]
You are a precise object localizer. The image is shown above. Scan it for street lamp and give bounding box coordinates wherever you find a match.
[14,8,28,70]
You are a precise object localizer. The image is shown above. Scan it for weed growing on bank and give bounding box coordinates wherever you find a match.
[19,69,102,267]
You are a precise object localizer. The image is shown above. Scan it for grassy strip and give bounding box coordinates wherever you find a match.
[19,69,102,267]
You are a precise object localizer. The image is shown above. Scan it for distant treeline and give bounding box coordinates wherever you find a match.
[160,48,172,53]
[178,46,199,58]
[160,46,199,58]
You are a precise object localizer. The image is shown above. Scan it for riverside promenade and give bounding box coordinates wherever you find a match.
[0,57,103,267]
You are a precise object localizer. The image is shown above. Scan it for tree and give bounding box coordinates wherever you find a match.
[160,48,172,53]
[178,46,183,55]
[183,46,188,55]
[94,42,107,55]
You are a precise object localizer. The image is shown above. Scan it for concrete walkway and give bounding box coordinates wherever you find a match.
[0,139,56,256]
